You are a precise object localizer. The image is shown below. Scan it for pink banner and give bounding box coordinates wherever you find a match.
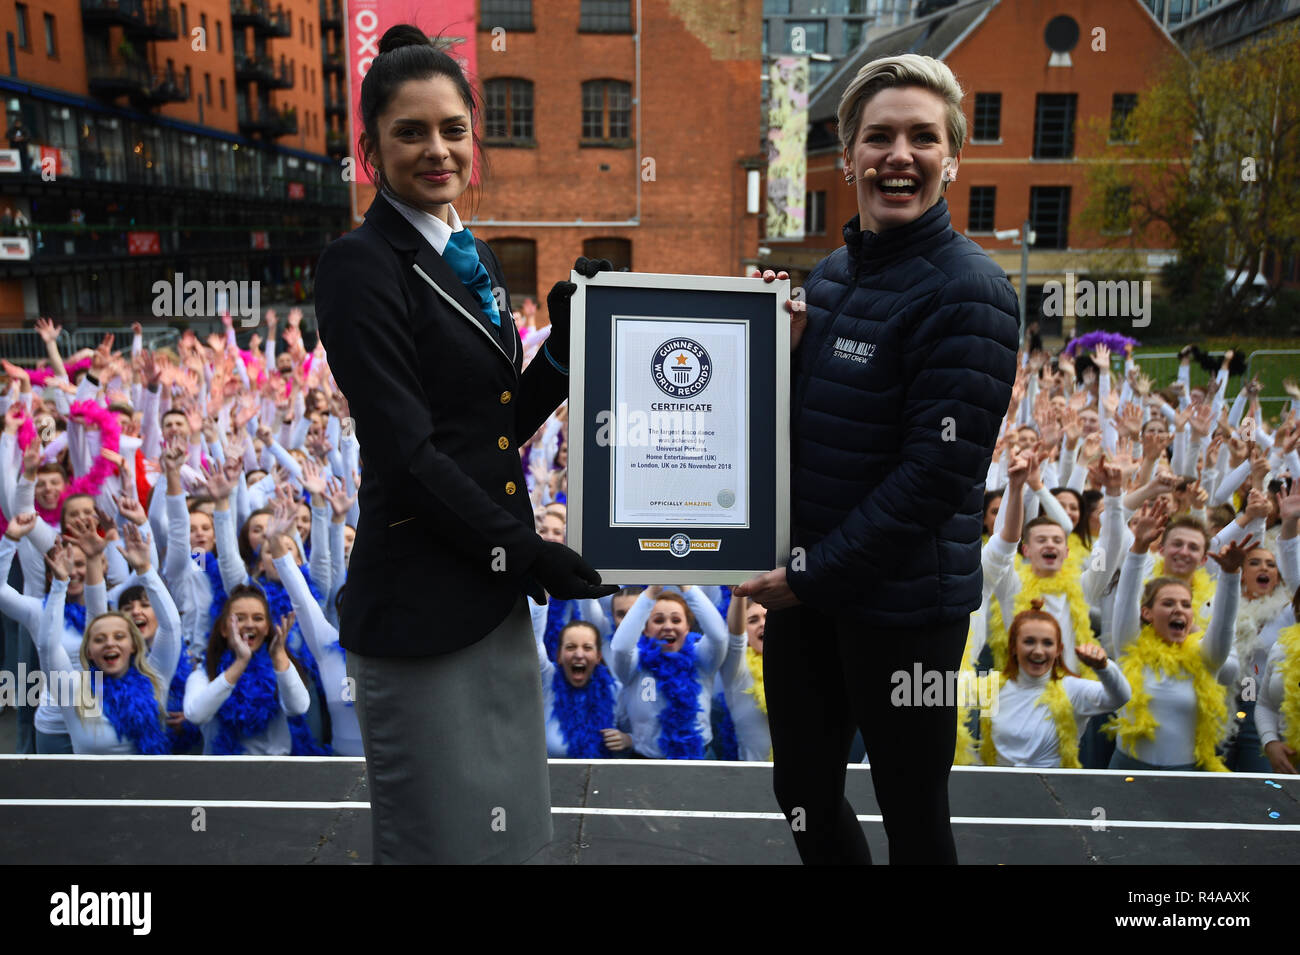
[345,0,477,186]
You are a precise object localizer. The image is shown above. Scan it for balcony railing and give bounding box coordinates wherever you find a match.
[143,68,189,104]
[322,50,343,73]
[266,6,292,36]
[233,51,274,84]
[238,102,298,138]
[320,0,341,28]
[267,57,295,89]
[81,0,177,39]
[230,0,270,28]
[86,53,152,97]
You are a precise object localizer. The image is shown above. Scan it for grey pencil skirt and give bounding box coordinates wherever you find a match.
[346,595,554,864]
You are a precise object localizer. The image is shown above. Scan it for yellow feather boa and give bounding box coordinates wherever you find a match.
[744,645,766,716]
[1150,559,1215,629]
[743,646,773,761]
[979,673,1081,768]
[1104,625,1230,772]
[953,623,980,765]
[1279,624,1300,748]
[987,559,1099,679]
[1063,531,1088,579]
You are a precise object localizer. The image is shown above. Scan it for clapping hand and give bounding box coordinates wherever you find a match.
[268,613,295,672]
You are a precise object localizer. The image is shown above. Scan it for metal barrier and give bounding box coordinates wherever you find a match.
[0,328,66,364]
[0,326,180,366]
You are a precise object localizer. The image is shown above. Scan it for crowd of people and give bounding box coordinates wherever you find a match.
[0,310,1296,775]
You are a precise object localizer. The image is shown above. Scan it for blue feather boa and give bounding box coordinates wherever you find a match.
[711,691,738,761]
[635,633,706,759]
[253,571,332,755]
[167,649,203,753]
[714,587,733,624]
[543,598,576,662]
[200,551,227,628]
[210,646,278,754]
[42,593,86,635]
[550,663,617,758]
[93,664,170,755]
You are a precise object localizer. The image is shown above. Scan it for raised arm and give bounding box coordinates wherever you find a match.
[683,585,729,676]
[609,588,656,684]
[1203,538,1249,672]
[1112,499,1169,656]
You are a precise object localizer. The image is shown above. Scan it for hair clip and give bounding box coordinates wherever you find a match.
[941,159,957,183]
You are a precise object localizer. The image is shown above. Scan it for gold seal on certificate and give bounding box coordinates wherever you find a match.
[611,318,748,528]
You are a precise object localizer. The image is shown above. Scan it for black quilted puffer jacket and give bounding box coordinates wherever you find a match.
[784,199,1019,627]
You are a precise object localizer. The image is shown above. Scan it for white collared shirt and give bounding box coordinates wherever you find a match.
[381,187,463,255]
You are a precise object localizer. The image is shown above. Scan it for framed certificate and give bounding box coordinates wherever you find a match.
[568,271,790,584]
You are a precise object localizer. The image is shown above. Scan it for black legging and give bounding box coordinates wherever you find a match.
[765,604,968,865]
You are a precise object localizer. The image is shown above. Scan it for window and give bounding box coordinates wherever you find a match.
[787,20,826,53]
[844,20,865,50]
[184,66,192,100]
[805,190,826,235]
[763,0,790,13]
[200,12,206,39]
[42,12,54,56]
[484,78,534,142]
[1033,93,1077,159]
[1110,93,1138,143]
[1103,186,1131,233]
[480,0,532,30]
[580,0,631,31]
[583,237,632,271]
[16,4,29,49]
[488,238,537,303]
[220,78,227,109]
[205,72,212,104]
[973,92,1000,141]
[810,60,833,86]
[582,80,631,143]
[181,3,188,35]
[762,21,768,55]
[967,186,995,232]
[217,20,223,51]
[1029,186,1071,249]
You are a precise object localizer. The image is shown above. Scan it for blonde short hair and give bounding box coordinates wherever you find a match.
[837,54,967,156]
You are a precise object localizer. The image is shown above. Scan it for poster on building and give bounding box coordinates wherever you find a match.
[766,56,808,240]
[345,0,477,224]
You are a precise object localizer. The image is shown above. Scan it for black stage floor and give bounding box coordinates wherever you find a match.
[1,756,1296,864]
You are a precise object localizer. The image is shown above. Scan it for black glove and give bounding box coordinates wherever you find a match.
[529,541,620,600]
[544,258,616,367]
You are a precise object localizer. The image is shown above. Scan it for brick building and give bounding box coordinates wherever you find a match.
[761,0,1181,339]
[463,0,764,311]
[0,0,348,324]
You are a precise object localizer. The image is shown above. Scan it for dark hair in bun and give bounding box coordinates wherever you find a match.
[358,24,483,195]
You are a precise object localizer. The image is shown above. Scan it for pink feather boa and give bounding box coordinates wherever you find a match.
[28,356,92,388]
[28,400,123,527]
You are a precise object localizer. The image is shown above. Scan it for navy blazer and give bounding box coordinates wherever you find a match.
[315,193,566,657]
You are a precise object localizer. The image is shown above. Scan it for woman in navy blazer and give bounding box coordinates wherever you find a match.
[314,25,614,864]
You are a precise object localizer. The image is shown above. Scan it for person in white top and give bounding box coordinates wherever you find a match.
[609,586,728,759]
[37,529,177,754]
[182,582,309,755]
[534,619,629,758]
[1107,500,1248,771]
[984,600,1130,768]
[718,592,771,761]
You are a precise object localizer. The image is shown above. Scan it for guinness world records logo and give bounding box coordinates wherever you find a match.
[652,338,712,398]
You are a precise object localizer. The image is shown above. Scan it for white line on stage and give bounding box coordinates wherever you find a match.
[0,799,1294,833]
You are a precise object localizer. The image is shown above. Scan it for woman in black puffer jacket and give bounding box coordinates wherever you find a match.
[739,53,1019,865]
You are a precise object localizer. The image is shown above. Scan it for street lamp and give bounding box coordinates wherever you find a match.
[996,222,1036,347]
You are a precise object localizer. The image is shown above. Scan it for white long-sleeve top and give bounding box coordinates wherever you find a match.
[1256,636,1294,747]
[271,553,360,755]
[37,575,178,754]
[717,631,771,761]
[161,492,220,659]
[989,664,1131,767]
[1110,550,1240,766]
[182,651,310,755]
[609,588,729,759]
[0,536,106,735]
